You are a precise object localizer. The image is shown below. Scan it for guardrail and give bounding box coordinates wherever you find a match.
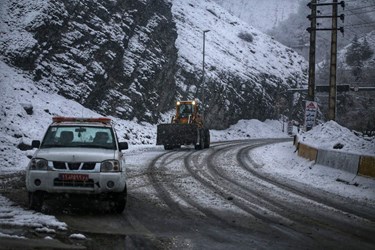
[294,135,375,178]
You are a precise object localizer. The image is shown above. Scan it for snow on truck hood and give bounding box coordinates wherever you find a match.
[34,147,120,163]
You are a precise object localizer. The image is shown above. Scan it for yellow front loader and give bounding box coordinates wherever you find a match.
[156,100,210,150]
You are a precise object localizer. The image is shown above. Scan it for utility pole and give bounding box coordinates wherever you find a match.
[307,0,317,102]
[202,30,210,124]
[306,0,345,121]
[328,0,338,120]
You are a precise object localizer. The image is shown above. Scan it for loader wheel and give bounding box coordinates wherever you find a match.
[195,129,205,150]
[204,129,210,148]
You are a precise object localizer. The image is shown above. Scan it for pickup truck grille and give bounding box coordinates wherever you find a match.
[53,178,94,188]
[52,162,96,170]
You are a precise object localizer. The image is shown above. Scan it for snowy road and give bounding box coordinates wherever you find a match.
[40,139,375,249]
[137,139,374,249]
[1,139,374,249]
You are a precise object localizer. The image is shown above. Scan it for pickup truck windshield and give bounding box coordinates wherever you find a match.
[41,126,116,149]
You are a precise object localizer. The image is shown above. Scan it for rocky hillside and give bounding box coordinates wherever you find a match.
[0,0,308,129]
[1,0,178,123]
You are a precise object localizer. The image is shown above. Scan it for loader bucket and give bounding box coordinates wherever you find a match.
[156,124,198,146]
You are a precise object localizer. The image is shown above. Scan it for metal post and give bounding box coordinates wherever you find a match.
[328,0,338,120]
[307,0,317,101]
[202,30,210,123]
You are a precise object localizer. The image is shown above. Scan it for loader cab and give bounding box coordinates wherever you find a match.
[179,103,193,117]
[175,101,199,124]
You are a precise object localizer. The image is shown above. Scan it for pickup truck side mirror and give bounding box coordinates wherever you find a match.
[119,142,128,151]
[31,140,41,148]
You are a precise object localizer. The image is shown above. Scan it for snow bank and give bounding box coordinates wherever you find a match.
[250,142,375,205]
[0,195,67,230]
[298,121,375,156]
[211,119,288,141]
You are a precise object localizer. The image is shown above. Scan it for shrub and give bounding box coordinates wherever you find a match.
[238,32,253,43]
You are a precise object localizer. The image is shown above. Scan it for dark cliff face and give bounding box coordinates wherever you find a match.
[4,0,178,123]
[194,72,298,129]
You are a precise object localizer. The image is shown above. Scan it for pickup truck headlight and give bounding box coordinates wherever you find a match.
[100,160,121,172]
[29,158,48,170]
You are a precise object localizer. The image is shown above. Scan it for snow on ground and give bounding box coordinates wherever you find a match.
[210,119,287,141]
[250,143,375,206]
[0,195,67,239]
[1,58,374,243]
[298,120,375,156]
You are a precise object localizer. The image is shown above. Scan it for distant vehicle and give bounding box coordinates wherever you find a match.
[156,100,210,150]
[26,117,128,213]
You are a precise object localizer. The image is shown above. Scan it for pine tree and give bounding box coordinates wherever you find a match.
[345,35,362,67]
[361,37,374,61]
[345,35,374,81]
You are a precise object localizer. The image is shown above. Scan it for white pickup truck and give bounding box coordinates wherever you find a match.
[26,117,128,213]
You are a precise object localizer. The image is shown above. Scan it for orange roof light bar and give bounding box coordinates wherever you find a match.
[52,117,112,124]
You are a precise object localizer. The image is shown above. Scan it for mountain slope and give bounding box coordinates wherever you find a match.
[0,0,308,129]
[213,0,300,31]
[172,0,307,128]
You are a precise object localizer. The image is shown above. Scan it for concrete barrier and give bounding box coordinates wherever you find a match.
[316,149,360,174]
[358,156,375,178]
[297,143,318,162]
[295,138,374,179]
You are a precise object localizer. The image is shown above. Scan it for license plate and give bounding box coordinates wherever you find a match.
[59,173,89,181]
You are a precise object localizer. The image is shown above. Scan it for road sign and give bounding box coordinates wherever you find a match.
[304,101,318,131]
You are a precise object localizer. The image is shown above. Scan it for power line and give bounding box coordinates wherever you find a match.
[349,24,375,29]
[314,21,375,45]
[346,9,375,16]
[344,27,375,45]
[343,7,375,44]
[346,4,375,11]
[345,21,375,27]
[342,0,363,2]
[345,8,374,23]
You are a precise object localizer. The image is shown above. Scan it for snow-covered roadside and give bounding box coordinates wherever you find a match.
[248,121,374,205]
[250,142,375,205]
[210,119,288,141]
[0,195,67,238]
[298,120,374,156]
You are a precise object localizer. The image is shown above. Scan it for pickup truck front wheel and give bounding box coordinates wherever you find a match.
[28,191,44,211]
[109,186,127,214]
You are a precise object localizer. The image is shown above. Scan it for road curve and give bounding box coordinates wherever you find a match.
[146,139,375,249]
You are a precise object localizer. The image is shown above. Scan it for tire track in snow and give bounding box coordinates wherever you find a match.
[146,143,269,234]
